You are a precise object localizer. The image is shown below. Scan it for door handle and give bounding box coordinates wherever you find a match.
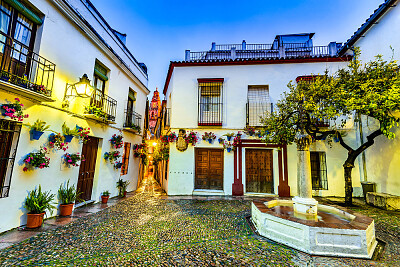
[86,172,89,175]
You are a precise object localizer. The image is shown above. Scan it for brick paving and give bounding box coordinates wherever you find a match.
[0,176,399,266]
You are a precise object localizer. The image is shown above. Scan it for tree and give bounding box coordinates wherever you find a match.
[261,50,400,206]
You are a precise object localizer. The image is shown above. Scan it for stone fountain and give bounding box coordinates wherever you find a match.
[251,130,377,259]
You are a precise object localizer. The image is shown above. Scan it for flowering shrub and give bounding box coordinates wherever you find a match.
[62,152,84,167]
[114,161,123,169]
[1,98,29,121]
[133,143,146,157]
[223,141,235,151]
[30,84,47,95]
[76,126,90,144]
[185,131,198,146]
[110,134,123,149]
[202,132,216,141]
[49,133,68,151]
[104,151,121,163]
[160,132,177,143]
[23,147,50,172]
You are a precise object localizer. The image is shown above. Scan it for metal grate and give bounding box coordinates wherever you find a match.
[0,119,21,198]
[246,86,271,127]
[198,82,223,126]
[124,110,141,129]
[90,89,117,122]
[310,151,328,190]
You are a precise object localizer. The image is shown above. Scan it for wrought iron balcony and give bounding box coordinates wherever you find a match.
[164,108,170,129]
[246,102,273,127]
[124,110,142,133]
[0,32,55,97]
[84,89,117,123]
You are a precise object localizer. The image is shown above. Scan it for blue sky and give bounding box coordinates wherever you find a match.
[93,0,383,97]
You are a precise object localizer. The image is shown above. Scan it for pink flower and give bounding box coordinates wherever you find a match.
[15,98,20,102]
[68,160,72,163]
[23,167,28,172]
[20,103,24,107]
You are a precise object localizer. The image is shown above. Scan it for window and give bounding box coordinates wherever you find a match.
[0,119,21,198]
[310,151,328,190]
[93,61,108,94]
[198,78,223,126]
[121,142,131,175]
[247,85,271,127]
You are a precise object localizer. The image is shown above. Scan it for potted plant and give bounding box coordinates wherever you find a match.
[84,104,107,120]
[48,133,68,151]
[26,119,50,140]
[58,180,82,216]
[114,161,123,169]
[29,84,47,95]
[244,126,256,136]
[101,191,110,204]
[109,134,123,149]
[218,137,225,144]
[116,178,130,197]
[202,132,216,144]
[223,142,235,153]
[76,126,90,143]
[62,122,78,143]
[185,131,198,146]
[62,152,84,167]
[23,147,50,172]
[24,185,55,228]
[1,98,29,121]
[223,132,235,141]
[104,150,121,163]
[160,132,177,143]
[0,70,10,82]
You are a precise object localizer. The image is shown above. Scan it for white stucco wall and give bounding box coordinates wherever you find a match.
[0,0,148,232]
[164,60,361,197]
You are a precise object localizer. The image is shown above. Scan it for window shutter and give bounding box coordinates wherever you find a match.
[121,142,131,175]
[94,62,108,81]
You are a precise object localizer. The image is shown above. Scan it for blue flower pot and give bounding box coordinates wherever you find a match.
[321,135,327,141]
[30,130,44,141]
[227,147,232,153]
[208,138,213,144]
[227,136,232,141]
[48,133,55,142]
[333,137,340,143]
[64,135,74,143]
[76,125,83,131]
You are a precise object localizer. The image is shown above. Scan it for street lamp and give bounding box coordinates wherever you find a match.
[62,74,94,108]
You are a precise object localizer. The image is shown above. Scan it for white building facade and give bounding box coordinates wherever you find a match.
[0,0,149,232]
[162,34,361,198]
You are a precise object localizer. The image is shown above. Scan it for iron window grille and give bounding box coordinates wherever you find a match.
[124,110,141,129]
[0,119,21,198]
[164,107,170,129]
[310,151,328,190]
[198,79,223,126]
[246,85,272,127]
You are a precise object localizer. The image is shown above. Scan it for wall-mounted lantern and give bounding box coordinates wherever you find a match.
[62,74,94,108]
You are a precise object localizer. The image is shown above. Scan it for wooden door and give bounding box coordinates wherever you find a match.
[76,137,99,202]
[195,148,223,190]
[246,149,273,193]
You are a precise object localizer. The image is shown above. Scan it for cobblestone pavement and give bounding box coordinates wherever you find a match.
[0,176,399,266]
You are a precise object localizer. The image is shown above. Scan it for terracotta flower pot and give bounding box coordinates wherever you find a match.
[26,212,45,228]
[101,195,109,204]
[123,191,127,197]
[59,203,74,216]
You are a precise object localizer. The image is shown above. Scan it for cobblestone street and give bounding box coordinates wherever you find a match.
[0,175,399,266]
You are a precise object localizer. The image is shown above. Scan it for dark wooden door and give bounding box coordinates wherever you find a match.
[76,137,99,202]
[195,148,223,190]
[246,149,274,193]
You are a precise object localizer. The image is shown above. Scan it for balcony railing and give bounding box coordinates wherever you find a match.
[185,41,339,61]
[85,89,117,122]
[124,110,142,132]
[246,102,273,127]
[0,32,55,97]
[164,107,170,129]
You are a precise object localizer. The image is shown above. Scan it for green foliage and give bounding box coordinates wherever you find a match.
[26,119,50,132]
[62,122,79,136]
[58,180,82,204]
[116,179,130,197]
[24,185,55,215]
[102,190,110,196]
[84,104,107,120]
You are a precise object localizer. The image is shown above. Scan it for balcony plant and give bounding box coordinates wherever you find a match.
[202,132,216,144]
[116,178,130,197]
[62,152,84,167]
[11,74,29,89]
[29,84,47,95]
[84,104,107,120]
[185,131,198,146]
[1,98,29,122]
[23,147,50,172]
[160,132,177,143]
[62,122,79,143]
[58,180,82,216]
[0,70,10,82]
[109,134,123,149]
[24,185,55,228]
[104,150,121,163]
[101,190,110,204]
[223,132,235,141]
[26,119,50,140]
[48,133,68,151]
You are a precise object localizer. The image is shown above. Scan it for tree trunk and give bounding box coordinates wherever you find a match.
[344,164,354,206]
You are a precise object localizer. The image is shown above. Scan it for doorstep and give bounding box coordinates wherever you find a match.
[192,189,225,196]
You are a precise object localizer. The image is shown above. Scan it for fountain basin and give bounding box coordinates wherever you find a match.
[251,198,377,259]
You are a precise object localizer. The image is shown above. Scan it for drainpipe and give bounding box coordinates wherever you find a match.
[357,112,368,182]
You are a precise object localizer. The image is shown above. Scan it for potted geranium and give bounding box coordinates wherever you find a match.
[104,151,121,163]
[218,137,224,144]
[116,178,129,197]
[202,132,216,144]
[160,132,177,143]
[48,133,68,151]
[223,142,235,153]
[26,119,50,140]
[62,152,84,167]
[223,133,235,141]
[24,185,55,228]
[58,180,82,216]
[101,191,110,204]
[23,147,50,172]
[184,131,198,146]
[114,161,123,169]
[1,98,29,121]
[76,125,90,143]
[244,126,256,136]
[110,134,123,149]
[62,122,78,143]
